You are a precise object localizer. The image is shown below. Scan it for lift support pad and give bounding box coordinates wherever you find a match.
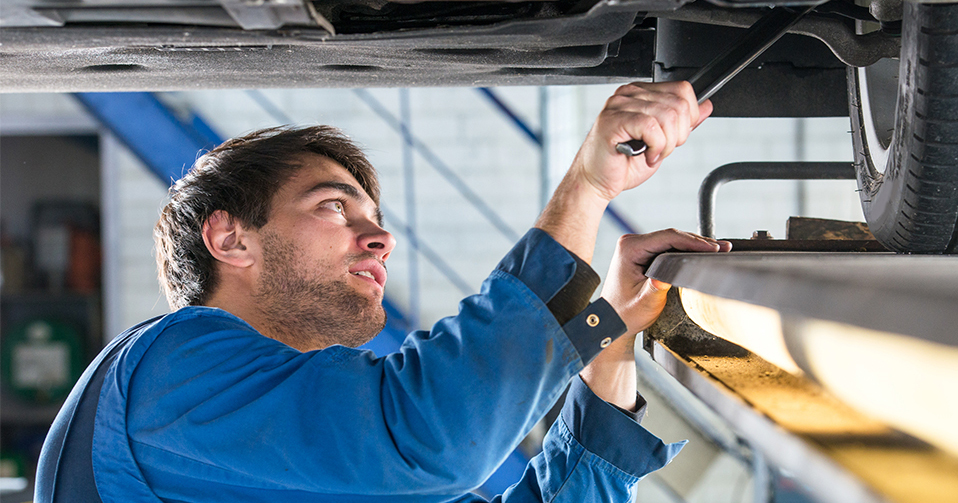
[643,252,958,503]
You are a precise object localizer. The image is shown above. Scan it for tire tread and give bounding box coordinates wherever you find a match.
[853,1,958,253]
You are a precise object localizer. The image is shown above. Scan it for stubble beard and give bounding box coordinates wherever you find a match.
[253,231,387,350]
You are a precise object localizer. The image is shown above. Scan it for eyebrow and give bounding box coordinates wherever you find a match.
[301,181,384,226]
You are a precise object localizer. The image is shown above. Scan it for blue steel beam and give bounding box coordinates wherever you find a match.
[478,88,543,146]
[244,89,293,125]
[74,92,219,184]
[605,205,641,234]
[399,88,421,330]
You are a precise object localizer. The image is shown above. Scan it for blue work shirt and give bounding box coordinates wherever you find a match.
[37,229,685,502]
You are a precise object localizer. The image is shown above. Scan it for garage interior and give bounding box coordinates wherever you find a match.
[1,85,954,502]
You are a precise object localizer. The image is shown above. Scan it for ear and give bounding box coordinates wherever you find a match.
[202,210,256,268]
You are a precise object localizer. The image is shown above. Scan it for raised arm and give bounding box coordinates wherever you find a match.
[534,81,711,263]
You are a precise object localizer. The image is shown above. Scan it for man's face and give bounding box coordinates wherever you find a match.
[250,154,395,350]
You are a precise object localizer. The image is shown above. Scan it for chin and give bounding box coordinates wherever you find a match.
[340,306,388,349]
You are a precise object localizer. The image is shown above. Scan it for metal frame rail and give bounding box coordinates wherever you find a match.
[698,162,856,238]
[643,251,958,503]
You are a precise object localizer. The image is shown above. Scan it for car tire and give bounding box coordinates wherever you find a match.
[849,0,958,253]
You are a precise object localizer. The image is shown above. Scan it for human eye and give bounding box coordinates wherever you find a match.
[320,199,345,215]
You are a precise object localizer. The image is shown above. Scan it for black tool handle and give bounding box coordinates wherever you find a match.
[615,6,813,157]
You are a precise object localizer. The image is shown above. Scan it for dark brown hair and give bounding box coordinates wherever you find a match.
[154,125,380,309]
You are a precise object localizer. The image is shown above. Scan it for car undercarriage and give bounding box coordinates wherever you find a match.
[3,0,958,253]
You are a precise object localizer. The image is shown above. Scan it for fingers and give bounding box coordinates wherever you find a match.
[568,80,708,202]
[607,81,706,166]
[601,227,728,335]
[640,228,730,254]
[694,99,714,130]
[616,228,732,269]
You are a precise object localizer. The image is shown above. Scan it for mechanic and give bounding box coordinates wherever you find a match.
[35,81,729,503]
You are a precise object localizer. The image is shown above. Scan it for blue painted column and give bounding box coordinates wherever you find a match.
[74,92,221,183]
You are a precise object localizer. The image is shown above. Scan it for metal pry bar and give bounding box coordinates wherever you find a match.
[615,5,818,157]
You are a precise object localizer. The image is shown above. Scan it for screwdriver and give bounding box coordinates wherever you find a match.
[615,5,817,157]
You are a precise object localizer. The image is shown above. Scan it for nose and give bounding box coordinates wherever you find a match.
[358,221,396,261]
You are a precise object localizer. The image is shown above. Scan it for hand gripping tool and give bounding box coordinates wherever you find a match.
[615,5,817,157]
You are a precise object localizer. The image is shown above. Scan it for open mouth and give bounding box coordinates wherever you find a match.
[349,259,386,289]
[353,270,377,282]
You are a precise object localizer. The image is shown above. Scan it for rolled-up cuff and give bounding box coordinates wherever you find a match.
[561,299,627,366]
[560,375,686,478]
[495,228,577,306]
[496,228,628,366]
[545,250,601,326]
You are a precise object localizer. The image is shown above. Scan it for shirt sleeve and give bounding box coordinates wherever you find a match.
[443,377,686,503]
[496,229,628,365]
[122,228,629,500]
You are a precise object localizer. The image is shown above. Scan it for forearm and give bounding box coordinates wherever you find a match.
[533,167,610,265]
[533,82,710,263]
[536,175,641,412]
[579,333,638,411]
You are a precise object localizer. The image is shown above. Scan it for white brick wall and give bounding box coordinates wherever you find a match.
[101,134,171,338]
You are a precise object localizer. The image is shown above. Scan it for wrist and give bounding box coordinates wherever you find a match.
[580,332,638,409]
[590,332,637,365]
[567,161,618,204]
[579,364,638,411]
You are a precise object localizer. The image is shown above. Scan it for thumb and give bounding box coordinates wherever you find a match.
[635,278,671,322]
[693,99,713,129]
[648,278,671,293]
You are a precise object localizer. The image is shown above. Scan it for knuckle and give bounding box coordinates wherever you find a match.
[605,94,630,108]
[615,83,639,95]
[597,108,621,123]
[617,233,640,249]
[663,108,679,124]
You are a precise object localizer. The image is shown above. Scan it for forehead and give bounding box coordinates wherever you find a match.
[271,154,381,218]
[279,154,366,198]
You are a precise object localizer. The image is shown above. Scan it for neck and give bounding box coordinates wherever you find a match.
[204,289,323,353]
